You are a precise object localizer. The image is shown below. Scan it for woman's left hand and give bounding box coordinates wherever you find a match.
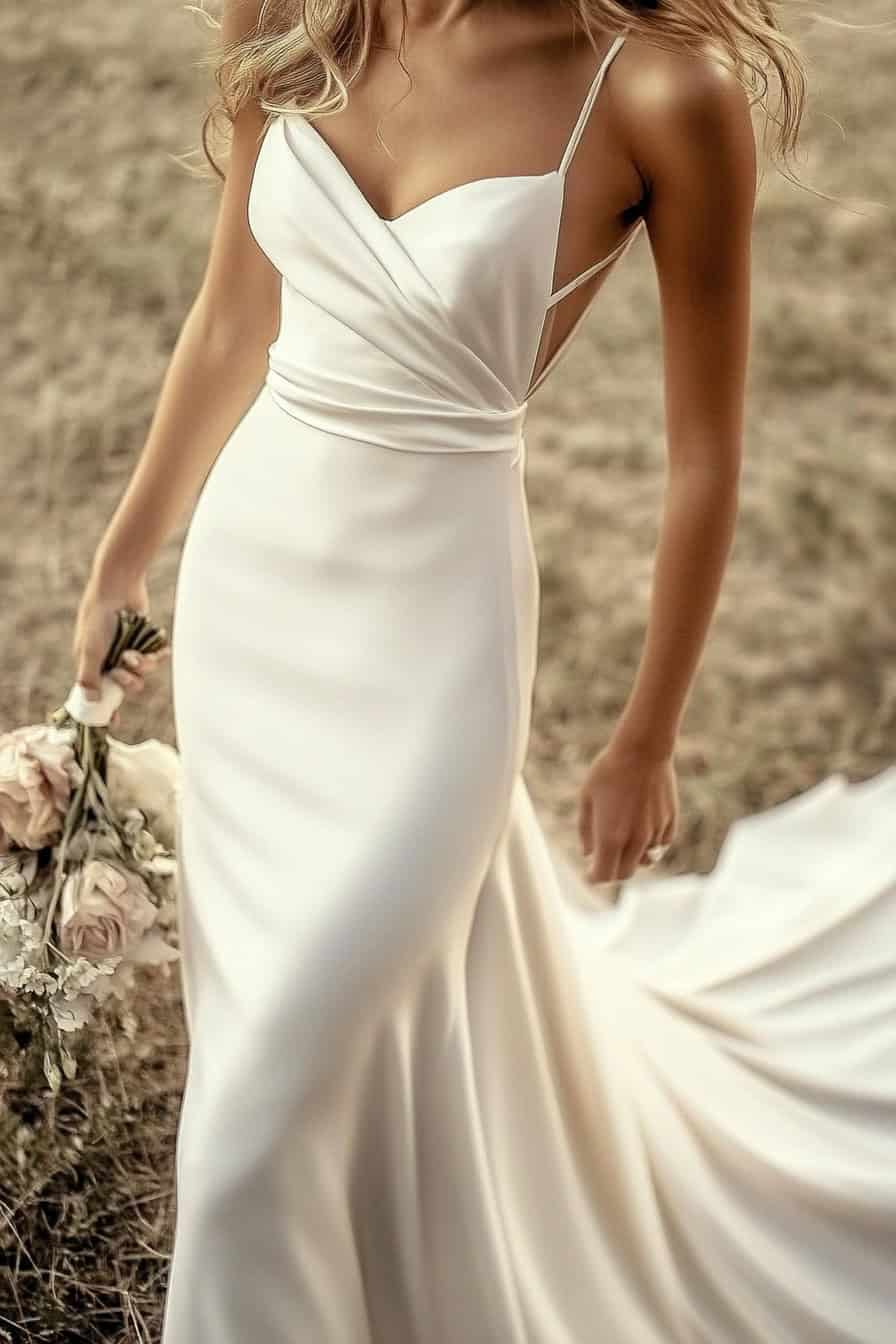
[578,738,680,885]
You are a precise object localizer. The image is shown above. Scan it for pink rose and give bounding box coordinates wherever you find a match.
[0,725,81,853]
[59,859,157,959]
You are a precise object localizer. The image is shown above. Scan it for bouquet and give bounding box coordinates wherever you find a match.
[0,609,181,1092]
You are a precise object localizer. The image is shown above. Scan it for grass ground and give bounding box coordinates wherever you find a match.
[1,2,893,1337]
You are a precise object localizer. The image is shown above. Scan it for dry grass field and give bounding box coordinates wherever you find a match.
[1,2,894,1338]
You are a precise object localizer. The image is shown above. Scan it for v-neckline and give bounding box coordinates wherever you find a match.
[289,113,563,229]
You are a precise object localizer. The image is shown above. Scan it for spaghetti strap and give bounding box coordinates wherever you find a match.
[540,31,641,319]
[528,220,643,397]
[558,31,628,178]
[546,216,644,310]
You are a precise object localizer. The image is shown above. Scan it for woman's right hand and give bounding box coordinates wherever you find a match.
[72,567,170,720]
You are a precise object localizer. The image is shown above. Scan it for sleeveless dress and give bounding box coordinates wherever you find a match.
[164,31,896,1344]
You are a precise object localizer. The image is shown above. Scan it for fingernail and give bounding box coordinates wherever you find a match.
[80,683,100,701]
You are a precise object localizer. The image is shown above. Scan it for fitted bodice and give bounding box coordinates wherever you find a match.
[247,31,644,455]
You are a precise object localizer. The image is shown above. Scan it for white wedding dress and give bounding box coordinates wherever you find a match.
[163,31,896,1343]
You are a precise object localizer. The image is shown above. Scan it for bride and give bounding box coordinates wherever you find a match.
[72,0,895,1340]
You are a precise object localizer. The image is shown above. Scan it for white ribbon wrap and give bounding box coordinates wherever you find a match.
[64,675,125,727]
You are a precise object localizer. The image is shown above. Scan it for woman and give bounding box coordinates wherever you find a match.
[71,0,896,1340]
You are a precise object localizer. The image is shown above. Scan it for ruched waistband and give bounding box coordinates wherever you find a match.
[263,365,528,457]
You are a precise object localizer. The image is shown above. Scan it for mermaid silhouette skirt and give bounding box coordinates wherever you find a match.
[164,384,896,1344]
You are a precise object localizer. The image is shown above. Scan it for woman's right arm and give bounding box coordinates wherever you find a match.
[74,0,278,697]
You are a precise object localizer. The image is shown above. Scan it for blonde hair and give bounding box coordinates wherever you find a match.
[187,0,817,187]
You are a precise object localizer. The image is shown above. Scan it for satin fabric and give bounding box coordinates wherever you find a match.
[163,29,896,1344]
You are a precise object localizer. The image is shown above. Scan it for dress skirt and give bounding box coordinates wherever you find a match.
[163,381,896,1344]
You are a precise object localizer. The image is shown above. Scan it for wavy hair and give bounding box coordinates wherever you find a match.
[186,0,819,188]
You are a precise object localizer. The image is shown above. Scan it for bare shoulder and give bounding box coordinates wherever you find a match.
[609,36,757,191]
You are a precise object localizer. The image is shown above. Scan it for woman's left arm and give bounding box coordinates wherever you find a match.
[579,46,758,885]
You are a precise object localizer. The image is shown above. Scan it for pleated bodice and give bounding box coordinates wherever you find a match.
[246,31,644,455]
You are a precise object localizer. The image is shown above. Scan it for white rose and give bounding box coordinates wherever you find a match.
[106,737,181,851]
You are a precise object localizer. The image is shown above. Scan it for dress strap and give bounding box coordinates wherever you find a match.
[545,217,644,309]
[558,31,628,178]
